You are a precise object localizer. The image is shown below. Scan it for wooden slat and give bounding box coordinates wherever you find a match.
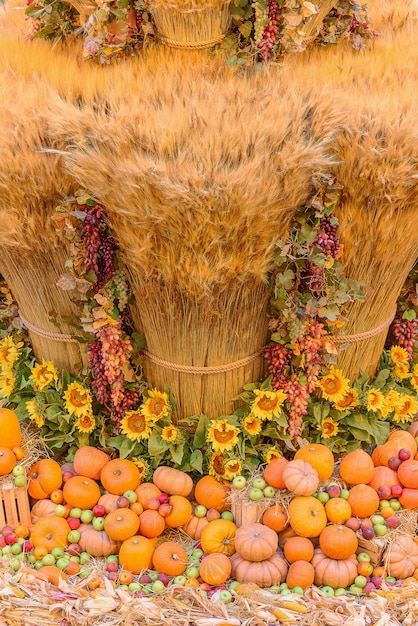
[0,483,31,528]
[16,487,32,528]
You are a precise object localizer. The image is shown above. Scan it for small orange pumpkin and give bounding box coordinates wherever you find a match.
[152,466,193,497]
[368,465,401,492]
[164,495,193,528]
[311,548,358,588]
[324,498,352,524]
[262,503,289,532]
[152,541,188,576]
[387,535,418,579]
[97,493,120,514]
[234,523,278,562]
[283,537,314,563]
[119,535,155,574]
[63,476,101,510]
[294,444,334,480]
[398,459,418,488]
[286,560,315,590]
[230,551,288,587]
[37,565,68,586]
[399,488,418,510]
[0,406,22,449]
[101,459,141,495]
[288,496,327,538]
[73,446,110,481]
[263,456,289,489]
[282,459,319,496]
[319,524,358,560]
[199,552,232,586]
[28,459,62,499]
[0,447,16,476]
[31,515,70,551]
[200,519,237,555]
[78,524,119,557]
[194,476,230,512]
[182,511,210,540]
[135,483,162,509]
[30,499,57,525]
[104,508,140,541]
[339,449,374,485]
[347,484,379,518]
[138,509,165,538]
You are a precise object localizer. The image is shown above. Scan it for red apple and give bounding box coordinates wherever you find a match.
[386,516,400,529]
[0,536,6,548]
[158,503,173,518]
[107,571,119,582]
[2,525,14,536]
[345,517,361,532]
[371,576,382,588]
[5,533,18,545]
[106,560,119,573]
[68,517,81,530]
[116,496,130,509]
[67,543,81,556]
[391,485,403,497]
[377,485,392,500]
[398,448,411,461]
[363,582,376,595]
[362,526,375,540]
[199,582,212,592]
[22,541,33,552]
[92,504,106,518]
[388,457,402,471]
[158,493,169,504]
[157,573,170,586]
[327,484,341,498]
[146,498,161,511]
[139,574,152,584]
[62,471,75,482]
[206,508,221,521]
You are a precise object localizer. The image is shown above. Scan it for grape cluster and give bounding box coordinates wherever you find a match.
[111,390,140,422]
[313,214,341,259]
[102,270,129,312]
[25,16,41,40]
[253,0,266,46]
[302,262,325,292]
[264,343,292,388]
[388,315,417,362]
[81,204,116,291]
[283,374,309,439]
[258,0,281,62]
[87,341,111,405]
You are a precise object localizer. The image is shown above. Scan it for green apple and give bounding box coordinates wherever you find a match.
[269,585,280,593]
[70,508,82,519]
[321,586,335,596]
[173,575,187,585]
[186,565,200,579]
[10,543,22,555]
[106,555,119,563]
[123,490,138,504]
[67,530,81,544]
[389,499,401,511]
[349,584,363,595]
[51,547,65,559]
[34,561,44,570]
[385,576,396,584]
[263,486,276,498]
[291,587,304,595]
[371,515,385,525]
[27,554,37,564]
[78,568,91,579]
[54,504,67,517]
[69,555,80,563]
[80,552,91,565]
[194,505,207,518]
[379,500,390,510]
[56,558,70,570]
[191,549,204,560]
[374,524,387,537]
[279,582,289,591]
[316,491,330,504]
[335,587,347,596]
[80,510,94,524]
[220,511,234,521]
[9,558,21,572]
[252,477,266,491]
[248,487,263,502]
[232,475,247,490]
[42,554,56,566]
[92,516,105,531]
[340,489,350,500]
[229,580,240,591]
[354,575,367,588]
[12,464,25,477]
[14,475,26,488]
[152,580,165,593]
[147,570,159,582]
[128,582,142,592]
[357,552,371,563]
[219,589,232,603]
[280,588,290,595]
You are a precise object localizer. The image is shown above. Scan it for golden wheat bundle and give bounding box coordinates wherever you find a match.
[0,79,88,373]
[48,68,341,421]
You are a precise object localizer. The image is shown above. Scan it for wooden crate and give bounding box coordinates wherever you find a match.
[231,499,273,527]
[356,536,386,566]
[0,481,31,528]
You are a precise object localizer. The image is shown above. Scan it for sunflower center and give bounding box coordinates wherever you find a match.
[149,399,165,415]
[214,429,235,443]
[257,395,278,411]
[69,390,88,407]
[127,414,146,432]
[323,378,340,393]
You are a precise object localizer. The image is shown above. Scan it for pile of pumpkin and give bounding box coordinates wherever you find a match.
[3,416,418,598]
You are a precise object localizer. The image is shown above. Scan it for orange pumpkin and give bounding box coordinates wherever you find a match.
[288,496,327,538]
[230,551,288,587]
[367,465,401,492]
[263,456,289,489]
[30,499,57,525]
[78,524,119,557]
[73,446,110,480]
[234,523,278,562]
[398,459,418,488]
[282,459,319,496]
[164,495,193,528]
[182,512,210,540]
[0,406,22,449]
[286,560,315,590]
[311,548,358,588]
[104,508,140,541]
[28,459,62,499]
[119,535,155,574]
[152,541,188,576]
[135,483,162,509]
[376,431,417,466]
[138,509,165,538]
[152,466,193,497]
[324,498,352,524]
[31,515,70,550]
[97,493,120,514]
[199,552,232,586]
[200,519,237,555]
[278,525,298,550]
[294,444,334,480]
[319,524,358,560]
[387,535,418,579]
[347,484,379,518]
[0,447,16,476]
[37,565,68,586]
[338,449,374,485]
[399,488,418,510]
[194,476,230,512]
[283,537,314,563]
[63,476,101,510]
[262,503,289,532]
[101,459,141,495]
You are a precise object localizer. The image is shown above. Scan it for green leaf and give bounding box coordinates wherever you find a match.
[119,437,137,459]
[403,309,416,321]
[170,443,185,466]
[371,368,390,390]
[276,269,295,290]
[299,224,317,245]
[192,414,209,449]
[148,430,169,456]
[346,427,371,443]
[372,420,390,445]
[189,449,203,473]
[238,20,253,37]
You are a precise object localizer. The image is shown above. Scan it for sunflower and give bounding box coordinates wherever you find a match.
[242,414,263,436]
[161,425,178,442]
[120,410,153,442]
[411,364,418,393]
[379,389,400,418]
[64,381,93,417]
[366,389,385,412]
[131,457,149,480]
[251,389,287,420]
[0,336,23,368]
[206,419,240,452]
[392,395,418,424]
[265,448,282,463]
[25,398,44,428]
[333,388,360,410]
[393,363,410,380]
[223,459,243,481]
[316,367,350,403]
[208,452,226,477]
[30,360,58,392]
[141,389,171,422]
[0,368,15,398]
[75,414,96,434]
[318,417,339,439]
[390,345,409,365]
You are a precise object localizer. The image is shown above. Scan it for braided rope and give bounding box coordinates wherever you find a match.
[144,346,266,374]
[19,310,79,344]
[156,32,226,48]
[332,309,397,346]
